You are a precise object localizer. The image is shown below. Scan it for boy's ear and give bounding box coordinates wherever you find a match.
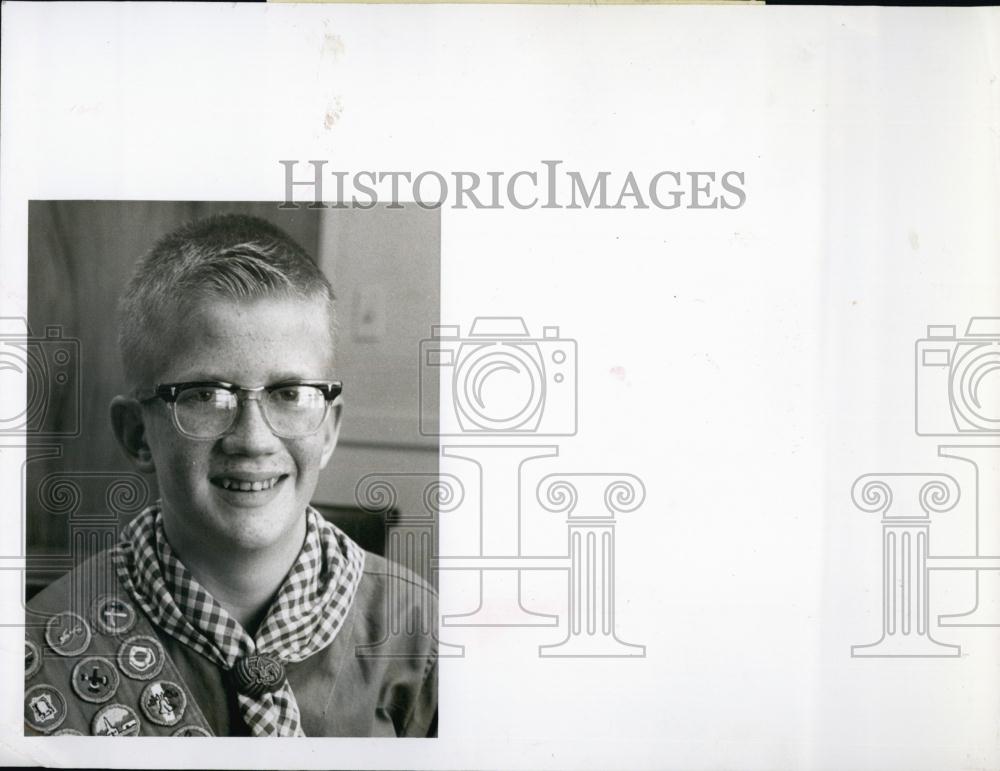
[110,396,156,473]
[318,397,342,470]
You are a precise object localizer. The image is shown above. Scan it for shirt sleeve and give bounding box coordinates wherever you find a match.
[401,652,438,738]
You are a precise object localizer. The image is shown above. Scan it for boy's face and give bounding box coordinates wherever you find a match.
[135,295,339,554]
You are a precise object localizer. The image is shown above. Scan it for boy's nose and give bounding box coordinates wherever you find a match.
[220,397,281,454]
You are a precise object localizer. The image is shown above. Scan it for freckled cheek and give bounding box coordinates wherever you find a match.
[288,444,327,487]
[158,444,213,494]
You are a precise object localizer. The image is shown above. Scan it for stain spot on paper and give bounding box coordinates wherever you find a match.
[323,96,344,130]
[322,31,345,61]
[70,103,103,114]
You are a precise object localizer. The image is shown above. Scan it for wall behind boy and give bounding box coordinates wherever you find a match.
[23,200,439,593]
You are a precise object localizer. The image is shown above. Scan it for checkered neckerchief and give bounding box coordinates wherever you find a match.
[112,503,365,736]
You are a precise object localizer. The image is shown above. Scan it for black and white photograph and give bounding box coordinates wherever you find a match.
[2,3,999,770]
[21,202,440,737]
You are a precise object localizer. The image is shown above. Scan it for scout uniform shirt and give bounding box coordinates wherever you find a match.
[23,505,438,737]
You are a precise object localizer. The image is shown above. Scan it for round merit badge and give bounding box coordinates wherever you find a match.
[53,729,83,736]
[45,611,92,657]
[117,635,164,680]
[72,656,120,704]
[91,703,141,737]
[172,725,212,737]
[25,640,42,680]
[140,680,187,727]
[24,684,67,733]
[93,595,137,636]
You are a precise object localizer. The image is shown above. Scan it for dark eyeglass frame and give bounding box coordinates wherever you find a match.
[136,380,343,440]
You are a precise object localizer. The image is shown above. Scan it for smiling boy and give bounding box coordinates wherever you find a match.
[24,214,437,737]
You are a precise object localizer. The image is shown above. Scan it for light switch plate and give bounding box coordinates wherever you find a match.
[352,284,386,342]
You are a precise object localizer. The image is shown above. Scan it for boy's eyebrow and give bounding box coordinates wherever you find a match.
[159,372,328,386]
[161,372,230,384]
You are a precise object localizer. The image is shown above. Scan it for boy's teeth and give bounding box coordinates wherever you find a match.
[221,477,278,491]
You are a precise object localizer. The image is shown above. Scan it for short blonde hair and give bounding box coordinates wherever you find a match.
[117,213,335,385]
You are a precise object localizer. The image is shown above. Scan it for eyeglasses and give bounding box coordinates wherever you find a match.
[137,380,343,440]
